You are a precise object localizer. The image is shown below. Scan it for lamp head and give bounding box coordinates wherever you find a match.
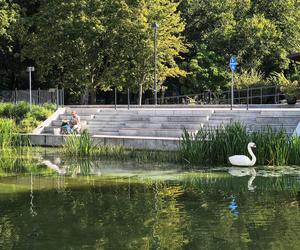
[153,23,159,28]
[26,66,35,72]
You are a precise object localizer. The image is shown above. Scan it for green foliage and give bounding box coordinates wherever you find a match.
[1,0,300,99]
[235,69,266,89]
[0,0,19,39]
[179,122,300,167]
[0,118,16,148]
[63,130,95,157]
[0,102,55,132]
[62,130,178,163]
[22,0,187,103]
[0,118,30,148]
[180,0,300,92]
[181,44,230,92]
[269,72,300,97]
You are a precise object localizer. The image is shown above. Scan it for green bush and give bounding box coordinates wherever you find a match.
[0,102,56,133]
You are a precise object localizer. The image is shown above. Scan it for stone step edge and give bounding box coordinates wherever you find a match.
[26,133,182,141]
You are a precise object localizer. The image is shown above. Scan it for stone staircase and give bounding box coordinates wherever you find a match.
[204,110,300,135]
[41,108,300,138]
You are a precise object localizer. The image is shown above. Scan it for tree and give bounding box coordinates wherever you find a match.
[0,0,21,89]
[179,0,300,93]
[23,0,187,104]
[180,44,230,93]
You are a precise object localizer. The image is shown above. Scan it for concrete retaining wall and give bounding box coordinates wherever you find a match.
[24,134,180,151]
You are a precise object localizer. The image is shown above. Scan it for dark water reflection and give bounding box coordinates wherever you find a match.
[1,153,300,249]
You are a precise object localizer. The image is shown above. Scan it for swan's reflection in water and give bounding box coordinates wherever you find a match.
[228,167,257,191]
[40,156,101,176]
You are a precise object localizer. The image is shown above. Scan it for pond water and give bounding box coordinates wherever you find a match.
[1,151,300,249]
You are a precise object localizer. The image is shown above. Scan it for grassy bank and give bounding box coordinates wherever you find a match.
[62,125,300,167]
[2,112,300,167]
[62,130,179,164]
[180,122,300,166]
[0,102,56,133]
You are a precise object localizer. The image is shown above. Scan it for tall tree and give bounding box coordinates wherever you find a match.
[179,0,300,93]
[23,0,187,104]
[105,0,188,104]
[0,0,21,89]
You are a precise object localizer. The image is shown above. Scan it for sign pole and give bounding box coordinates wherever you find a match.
[229,56,237,111]
[27,66,35,111]
[231,71,234,110]
[29,71,32,111]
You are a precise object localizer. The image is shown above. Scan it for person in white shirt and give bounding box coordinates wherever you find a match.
[69,111,81,133]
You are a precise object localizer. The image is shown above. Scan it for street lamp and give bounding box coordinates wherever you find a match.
[153,23,159,105]
[26,66,35,111]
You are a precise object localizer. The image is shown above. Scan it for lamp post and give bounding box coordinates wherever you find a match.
[153,23,159,105]
[26,66,35,111]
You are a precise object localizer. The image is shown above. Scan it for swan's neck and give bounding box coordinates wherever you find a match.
[248,145,256,165]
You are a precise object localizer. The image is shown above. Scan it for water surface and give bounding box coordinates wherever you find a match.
[1,152,300,249]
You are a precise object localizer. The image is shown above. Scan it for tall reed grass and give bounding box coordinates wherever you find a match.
[63,130,94,157]
[179,122,300,167]
[62,130,178,163]
[0,118,16,149]
[0,118,29,147]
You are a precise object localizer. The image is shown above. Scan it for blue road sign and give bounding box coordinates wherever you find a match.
[230,56,237,72]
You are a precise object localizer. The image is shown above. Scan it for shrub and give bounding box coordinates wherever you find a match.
[0,102,56,133]
[19,114,39,133]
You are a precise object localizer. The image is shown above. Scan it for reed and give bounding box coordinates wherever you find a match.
[0,118,17,148]
[62,131,178,163]
[179,122,300,167]
[63,130,94,157]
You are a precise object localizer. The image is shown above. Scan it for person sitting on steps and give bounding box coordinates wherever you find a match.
[69,111,81,134]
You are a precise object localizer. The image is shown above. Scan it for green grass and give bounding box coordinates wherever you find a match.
[179,122,300,167]
[62,130,179,163]
[0,102,56,133]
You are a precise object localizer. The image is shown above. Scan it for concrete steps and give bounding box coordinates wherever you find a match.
[40,108,300,138]
[119,128,191,137]
[59,115,94,120]
[255,117,299,125]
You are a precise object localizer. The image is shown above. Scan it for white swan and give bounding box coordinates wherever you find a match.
[228,142,256,167]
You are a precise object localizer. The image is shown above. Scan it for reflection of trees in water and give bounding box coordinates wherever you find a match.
[179,174,300,249]
[149,182,190,249]
[2,170,300,249]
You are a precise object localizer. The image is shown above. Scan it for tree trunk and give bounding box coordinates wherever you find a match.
[89,74,96,104]
[81,86,89,105]
[138,74,146,106]
[161,88,165,104]
[90,88,97,104]
[138,83,143,106]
